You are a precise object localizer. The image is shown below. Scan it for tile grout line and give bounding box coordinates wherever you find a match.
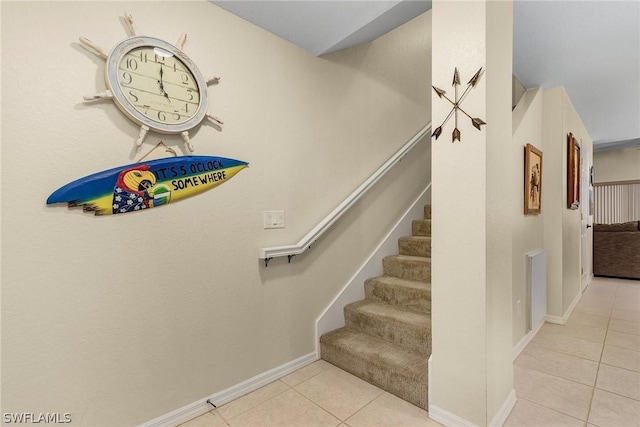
[287,384,347,425]
[514,283,636,426]
[514,348,601,388]
[213,362,336,424]
[338,390,388,426]
[585,281,618,426]
[282,362,335,389]
[513,366,592,422]
[515,365,591,398]
[512,281,618,425]
[514,396,586,424]
[288,365,388,424]
[599,355,640,374]
[525,338,605,363]
[213,379,293,424]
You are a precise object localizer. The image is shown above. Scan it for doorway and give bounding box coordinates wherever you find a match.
[580,143,591,292]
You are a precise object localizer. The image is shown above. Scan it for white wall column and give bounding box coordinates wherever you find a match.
[430,1,514,425]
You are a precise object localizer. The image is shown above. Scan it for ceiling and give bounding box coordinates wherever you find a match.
[210,0,640,152]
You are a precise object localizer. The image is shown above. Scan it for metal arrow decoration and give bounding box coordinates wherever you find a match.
[432,67,486,143]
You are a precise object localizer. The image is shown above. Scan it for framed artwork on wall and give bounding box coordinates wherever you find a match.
[567,132,581,209]
[524,143,543,214]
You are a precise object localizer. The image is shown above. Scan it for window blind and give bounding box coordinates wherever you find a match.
[594,182,640,224]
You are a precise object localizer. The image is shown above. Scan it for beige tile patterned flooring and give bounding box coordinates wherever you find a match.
[506,277,640,427]
[179,360,441,427]
[181,277,638,427]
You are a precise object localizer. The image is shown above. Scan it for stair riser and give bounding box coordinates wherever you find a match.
[344,305,431,354]
[383,258,431,282]
[412,219,431,237]
[398,237,431,257]
[320,338,427,409]
[365,279,431,313]
[424,205,431,219]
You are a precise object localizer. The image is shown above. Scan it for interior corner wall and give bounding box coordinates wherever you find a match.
[485,0,515,421]
[0,2,431,425]
[431,0,513,424]
[511,87,545,344]
[540,87,565,319]
[561,92,593,312]
[512,86,593,345]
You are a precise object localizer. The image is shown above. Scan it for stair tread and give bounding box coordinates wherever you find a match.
[347,300,431,326]
[398,235,431,258]
[365,276,431,314]
[385,254,431,262]
[383,255,431,282]
[399,236,431,241]
[411,218,431,237]
[367,275,432,289]
[321,328,427,375]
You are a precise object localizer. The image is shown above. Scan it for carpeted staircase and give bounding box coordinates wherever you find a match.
[320,205,432,409]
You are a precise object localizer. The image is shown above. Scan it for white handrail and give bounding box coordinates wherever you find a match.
[259,122,432,265]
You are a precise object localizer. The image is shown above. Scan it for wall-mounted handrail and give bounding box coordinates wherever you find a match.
[260,122,432,266]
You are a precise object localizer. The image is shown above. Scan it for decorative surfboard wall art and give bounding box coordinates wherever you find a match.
[47,156,248,215]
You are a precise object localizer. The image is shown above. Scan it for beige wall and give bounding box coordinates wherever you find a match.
[561,93,592,312]
[511,86,593,345]
[431,0,513,425]
[511,88,545,352]
[0,2,431,425]
[593,148,640,183]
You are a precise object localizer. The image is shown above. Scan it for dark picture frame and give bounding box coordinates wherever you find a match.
[524,143,543,215]
[567,133,581,209]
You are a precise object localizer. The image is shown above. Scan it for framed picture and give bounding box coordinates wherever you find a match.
[524,144,543,214]
[567,133,580,209]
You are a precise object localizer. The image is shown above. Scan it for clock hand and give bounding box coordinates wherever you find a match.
[158,66,171,103]
[157,67,165,92]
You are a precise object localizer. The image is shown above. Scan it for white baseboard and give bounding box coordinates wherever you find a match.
[545,290,582,325]
[544,314,565,325]
[489,389,517,427]
[315,184,431,357]
[429,389,517,427]
[428,404,477,427]
[139,352,317,427]
[512,319,545,360]
[427,355,432,411]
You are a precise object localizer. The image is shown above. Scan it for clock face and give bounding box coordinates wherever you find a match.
[106,37,208,134]
[118,46,200,125]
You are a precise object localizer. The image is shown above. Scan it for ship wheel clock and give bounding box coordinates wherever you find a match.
[79,13,223,152]
[432,67,486,143]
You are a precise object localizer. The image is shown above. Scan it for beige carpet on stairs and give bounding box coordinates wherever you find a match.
[320,205,432,409]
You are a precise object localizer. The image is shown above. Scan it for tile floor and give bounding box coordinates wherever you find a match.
[506,276,640,427]
[180,360,441,427]
[181,277,639,427]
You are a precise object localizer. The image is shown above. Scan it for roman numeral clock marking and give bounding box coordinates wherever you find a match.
[79,13,224,152]
[432,67,486,143]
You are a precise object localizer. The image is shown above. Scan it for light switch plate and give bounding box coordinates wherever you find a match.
[264,210,285,229]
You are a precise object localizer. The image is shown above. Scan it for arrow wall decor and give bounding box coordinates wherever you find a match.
[432,67,486,143]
